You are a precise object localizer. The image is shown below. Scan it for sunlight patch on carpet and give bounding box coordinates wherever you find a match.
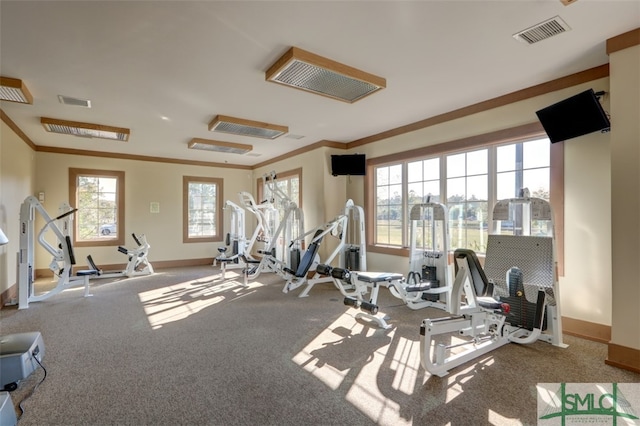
[291,312,366,389]
[390,336,422,395]
[138,274,262,329]
[345,334,416,426]
[488,409,522,425]
[293,311,428,425]
[445,355,495,403]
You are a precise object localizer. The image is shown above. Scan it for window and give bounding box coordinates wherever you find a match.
[375,164,402,246]
[183,176,223,243]
[366,124,562,269]
[447,149,489,252]
[69,168,125,247]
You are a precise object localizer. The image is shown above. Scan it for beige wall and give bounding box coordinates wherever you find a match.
[609,44,640,350]
[0,120,36,295]
[34,152,254,269]
[344,78,614,326]
[563,131,612,326]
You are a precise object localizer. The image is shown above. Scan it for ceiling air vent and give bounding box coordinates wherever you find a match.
[0,76,33,104]
[285,134,305,140]
[188,138,252,154]
[513,16,571,44]
[41,117,130,141]
[58,95,91,108]
[208,115,288,139]
[265,47,386,103]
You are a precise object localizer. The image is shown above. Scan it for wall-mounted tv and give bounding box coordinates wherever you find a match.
[331,154,366,176]
[535,89,611,144]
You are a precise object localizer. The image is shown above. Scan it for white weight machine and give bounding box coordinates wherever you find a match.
[238,191,280,263]
[387,201,453,311]
[17,196,95,309]
[83,233,154,279]
[419,193,566,377]
[214,200,249,280]
[316,264,404,329]
[283,199,367,297]
[316,200,453,329]
[240,171,302,283]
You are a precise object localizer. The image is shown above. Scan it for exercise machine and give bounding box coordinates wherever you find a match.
[284,199,367,297]
[419,193,566,377]
[17,196,95,309]
[238,191,279,262]
[316,264,404,329]
[236,171,288,275]
[317,201,450,327]
[387,200,453,311]
[84,233,154,279]
[241,171,304,284]
[214,200,248,280]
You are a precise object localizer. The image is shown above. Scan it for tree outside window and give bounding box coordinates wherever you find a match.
[69,168,125,247]
[370,136,551,255]
[183,176,223,243]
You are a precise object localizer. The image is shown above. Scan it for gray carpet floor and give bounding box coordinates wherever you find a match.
[1,265,638,425]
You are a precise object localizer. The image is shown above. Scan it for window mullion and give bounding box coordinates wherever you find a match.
[402,162,409,247]
[515,143,524,196]
[488,145,497,229]
[440,155,447,206]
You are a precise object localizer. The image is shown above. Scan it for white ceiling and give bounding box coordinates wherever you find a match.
[1,1,638,167]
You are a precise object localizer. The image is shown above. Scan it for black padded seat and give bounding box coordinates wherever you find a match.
[405,283,432,292]
[240,255,261,264]
[453,249,492,297]
[356,272,404,284]
[476,296,503,310]
[76,269,98,276]
[284,230,324,278]
[453,249,508,312]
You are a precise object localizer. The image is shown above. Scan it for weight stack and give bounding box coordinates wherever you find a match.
[421,265,439,301]
[289,248,300,272]
[345,247,360,270]
[502,294,548,331]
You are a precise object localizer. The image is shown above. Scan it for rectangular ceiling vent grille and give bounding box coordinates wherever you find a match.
[513,16,571,44]
[208,115,288,139]
[266,47,386,103]
[188,138,252,154]
[275,60,381,103]
[41,117,130,141]
[285,133,305,140]
[58,95,91,108]
[0,76,33,104]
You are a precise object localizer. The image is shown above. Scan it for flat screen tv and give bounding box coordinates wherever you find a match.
[535,89,611,144]
[331,154,366,176]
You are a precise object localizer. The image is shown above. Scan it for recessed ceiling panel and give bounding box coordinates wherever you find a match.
[208,115,288,139]
[41,117,130,141]
[265,47,386,103]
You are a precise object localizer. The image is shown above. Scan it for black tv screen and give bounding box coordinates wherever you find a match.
[331,154,366,176]
[535,89,611,144]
